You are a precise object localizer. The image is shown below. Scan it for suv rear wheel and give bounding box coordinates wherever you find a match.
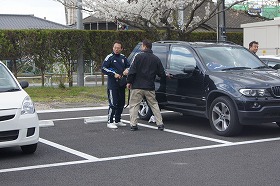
[138,100,152,120]
[209,96,242,136]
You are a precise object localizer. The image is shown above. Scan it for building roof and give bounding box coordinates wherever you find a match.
[204,8,268,30]
[0,14,71,30]
[241,17,280,28]
[83,16,110,23]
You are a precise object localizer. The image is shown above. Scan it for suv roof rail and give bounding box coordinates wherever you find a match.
[200,40,238,45]
[154,40,188,44]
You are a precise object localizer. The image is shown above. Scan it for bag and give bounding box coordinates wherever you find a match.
[118,75,127,87]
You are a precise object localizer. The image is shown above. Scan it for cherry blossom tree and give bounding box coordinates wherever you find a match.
[56,0,248,39]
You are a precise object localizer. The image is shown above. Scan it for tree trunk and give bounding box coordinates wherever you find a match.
[12,59,17,78]
[41,73,45,87]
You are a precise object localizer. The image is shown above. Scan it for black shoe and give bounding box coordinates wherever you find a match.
[131,125,138,131]
[158,124,164,131]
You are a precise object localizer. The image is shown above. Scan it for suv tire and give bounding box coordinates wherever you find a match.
[209,96,242,136]
[138,100,153,120]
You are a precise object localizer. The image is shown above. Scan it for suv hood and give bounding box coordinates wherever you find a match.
[214,69,280,87]
[0,91,27,110]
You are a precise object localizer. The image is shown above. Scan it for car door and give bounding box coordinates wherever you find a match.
[165,45,205,113]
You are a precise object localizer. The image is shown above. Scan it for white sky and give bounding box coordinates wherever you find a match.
[1,0,69,25]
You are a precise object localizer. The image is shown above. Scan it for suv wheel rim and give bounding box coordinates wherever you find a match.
[139,100,149,116]
[212,102,230,131]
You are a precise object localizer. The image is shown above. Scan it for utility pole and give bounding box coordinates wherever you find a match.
[217,0,227,42]
[178,2,184,31]
[76,0,84,86]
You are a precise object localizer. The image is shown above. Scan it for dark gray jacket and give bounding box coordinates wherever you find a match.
[127,49,165,90]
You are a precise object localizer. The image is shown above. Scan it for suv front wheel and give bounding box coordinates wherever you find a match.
[138,100,153,120]
[209,96,242,136]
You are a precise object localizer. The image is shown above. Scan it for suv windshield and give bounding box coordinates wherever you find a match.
[197,46,266,71]
[0,63,19,92]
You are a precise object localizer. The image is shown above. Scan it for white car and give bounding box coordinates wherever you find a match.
[259,55,280,69]
[0,61,39,154]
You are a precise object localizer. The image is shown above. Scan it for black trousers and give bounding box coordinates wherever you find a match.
[107,87,125,123]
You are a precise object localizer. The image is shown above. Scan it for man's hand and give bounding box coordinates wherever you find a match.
[126,83,132,89]
[114,73,121,79]
[123,68,129,76]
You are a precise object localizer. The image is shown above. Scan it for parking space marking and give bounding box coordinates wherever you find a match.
[0,160,92,173]
[37,106,108,114]
[39,138,99,161]
[98,136,280,161]
[2,137,280,173]
[39,120,54,127]
[7,108,274,174]
[121,120,231,144]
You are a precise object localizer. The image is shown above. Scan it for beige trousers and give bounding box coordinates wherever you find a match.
[129,89,163,126]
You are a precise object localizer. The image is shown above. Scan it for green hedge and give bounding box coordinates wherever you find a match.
[0,29,243,84]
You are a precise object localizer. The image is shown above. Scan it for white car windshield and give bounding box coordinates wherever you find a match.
[197,46,267,71]
[0,63,20,92]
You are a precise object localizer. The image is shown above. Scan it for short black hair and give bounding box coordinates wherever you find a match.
[142,39,152,49]
[113,40,123,48]
[249,41,258,47]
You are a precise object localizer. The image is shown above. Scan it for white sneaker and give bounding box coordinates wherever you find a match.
[107,123,118,129]
[115,121,126,127]
[148,115,156,123]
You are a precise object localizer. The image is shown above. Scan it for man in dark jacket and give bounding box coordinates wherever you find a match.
[127,39,165,131]
[102,40,130,129]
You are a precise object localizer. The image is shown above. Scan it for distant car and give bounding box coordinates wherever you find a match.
[259,55,280,69]
[0,61,39,154]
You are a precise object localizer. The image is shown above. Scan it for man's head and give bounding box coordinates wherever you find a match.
[113,40,123,54]
[249,41,259,54]
[141,39,152,50]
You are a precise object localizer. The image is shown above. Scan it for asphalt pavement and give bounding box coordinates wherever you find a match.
[1,107,280,185]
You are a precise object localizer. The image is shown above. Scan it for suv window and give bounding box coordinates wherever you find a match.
[169,46,196,71]
[197,46,264,71]
[152,45,168,68]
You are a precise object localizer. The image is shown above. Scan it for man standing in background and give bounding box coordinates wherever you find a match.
[249,41,259,54]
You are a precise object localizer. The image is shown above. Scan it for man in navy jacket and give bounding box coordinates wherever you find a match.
[102,40,130,129]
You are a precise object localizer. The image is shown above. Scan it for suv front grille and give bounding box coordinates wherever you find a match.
[271,86,280,97]
[0,130,19,142]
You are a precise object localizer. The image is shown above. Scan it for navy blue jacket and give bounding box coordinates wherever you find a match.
[102,52,130,89]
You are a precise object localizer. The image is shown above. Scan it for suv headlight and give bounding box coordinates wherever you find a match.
[21,96,35,114]
[239,89,270,97]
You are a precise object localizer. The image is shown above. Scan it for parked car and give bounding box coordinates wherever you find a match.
[128,41,280,136]
[259,55,280,69]
[0,61,39,154]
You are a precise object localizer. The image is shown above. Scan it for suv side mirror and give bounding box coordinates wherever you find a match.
[183,65,195,73]
[20,81,29,89]
[272,64,280,70]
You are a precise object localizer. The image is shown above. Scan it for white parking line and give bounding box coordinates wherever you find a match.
[97,137,280,161]
[40,113,230,144]
[39,120,54,127]
[39,138,99,161]
[36,106,108,113]
[2,109,273,174]
[121,120,231,144]
[0,160,91,173]
[2,137,280,173]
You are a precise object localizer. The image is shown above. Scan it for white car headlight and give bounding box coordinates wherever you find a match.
[239,89,270,97]
[21,96,35,114]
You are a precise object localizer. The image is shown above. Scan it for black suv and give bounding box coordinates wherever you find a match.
[127,41,280,136]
